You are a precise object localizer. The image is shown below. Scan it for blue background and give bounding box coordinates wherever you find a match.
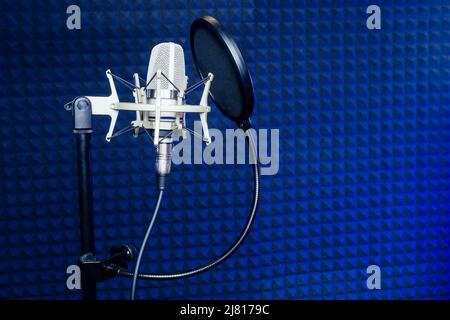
[1,0,449,299]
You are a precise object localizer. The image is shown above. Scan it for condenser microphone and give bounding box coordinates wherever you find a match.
[76,39,212,186]
[146,43,187,189]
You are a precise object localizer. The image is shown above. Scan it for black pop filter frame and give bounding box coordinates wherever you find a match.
[190,16,255,130]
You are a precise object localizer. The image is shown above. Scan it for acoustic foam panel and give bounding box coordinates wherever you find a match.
[0,0,449,299]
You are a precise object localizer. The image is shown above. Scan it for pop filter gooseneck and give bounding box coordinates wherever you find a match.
[108,16,259,286]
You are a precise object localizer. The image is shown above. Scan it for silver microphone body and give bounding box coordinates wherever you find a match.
[146,42,187,188]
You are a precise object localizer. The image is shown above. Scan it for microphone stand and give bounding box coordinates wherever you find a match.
[70,97,134,300]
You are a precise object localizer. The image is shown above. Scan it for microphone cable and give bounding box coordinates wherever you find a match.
[131,190,164,300]
[108,130,259,285]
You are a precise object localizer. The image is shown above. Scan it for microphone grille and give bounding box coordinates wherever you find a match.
[147,42,186,92]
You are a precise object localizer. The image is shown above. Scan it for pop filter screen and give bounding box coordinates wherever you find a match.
[190,16,254,126]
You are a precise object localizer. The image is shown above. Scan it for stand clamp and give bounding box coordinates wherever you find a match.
[79,245,136,286]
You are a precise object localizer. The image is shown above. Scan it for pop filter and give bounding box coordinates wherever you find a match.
[190,16,254,130]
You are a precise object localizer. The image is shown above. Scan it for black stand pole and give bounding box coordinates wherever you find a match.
[68,96,135,300]
[77,133,95,255]
[73,97,97,300]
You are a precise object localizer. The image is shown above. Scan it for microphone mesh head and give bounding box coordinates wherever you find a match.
[147,42,186,91]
